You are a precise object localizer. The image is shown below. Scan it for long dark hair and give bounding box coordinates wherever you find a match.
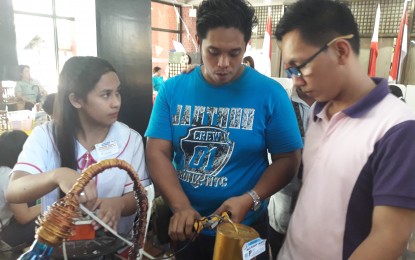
[54,56,116,170]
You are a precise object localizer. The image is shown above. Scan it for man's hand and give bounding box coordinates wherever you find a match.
[214,194,253,224]
[168,206,201,241]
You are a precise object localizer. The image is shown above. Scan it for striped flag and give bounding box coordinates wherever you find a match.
[262,7,272,60]
[368,4,380,77]
[389,0,408,83]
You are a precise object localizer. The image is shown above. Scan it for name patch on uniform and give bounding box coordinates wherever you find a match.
[95,141,119,158]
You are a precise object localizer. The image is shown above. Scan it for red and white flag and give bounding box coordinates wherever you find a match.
[389,0,408,83]
[368,4,380,77]
[262,7,272,60]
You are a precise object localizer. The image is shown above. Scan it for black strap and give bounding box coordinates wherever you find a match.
[292,100,305,180]
[292,101,305,137]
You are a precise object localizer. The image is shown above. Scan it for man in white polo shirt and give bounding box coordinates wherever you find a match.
[275,0,415,259]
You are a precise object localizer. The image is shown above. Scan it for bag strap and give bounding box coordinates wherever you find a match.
[292,101,305,137]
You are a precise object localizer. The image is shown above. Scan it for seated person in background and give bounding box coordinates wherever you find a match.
[389,84,406,102]
[0,130,40,248]
[243,56,255,69]
[14,65,47,110]
[7,56,150,235]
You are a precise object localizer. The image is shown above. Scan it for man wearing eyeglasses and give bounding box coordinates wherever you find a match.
[275,0,415,259]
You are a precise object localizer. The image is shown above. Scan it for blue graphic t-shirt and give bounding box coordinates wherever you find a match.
[145,66,302,227]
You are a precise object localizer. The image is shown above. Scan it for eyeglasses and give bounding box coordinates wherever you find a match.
[285,34,354,78]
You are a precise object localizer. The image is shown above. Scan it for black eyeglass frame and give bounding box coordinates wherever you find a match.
[285,34,354,78]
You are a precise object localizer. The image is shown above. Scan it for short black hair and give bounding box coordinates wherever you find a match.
[0,130,28,168]
[42,93,56,116]
[196,0,257,44]
[153,66,162,73]
[389,84,406,102]
[275,0,360,55]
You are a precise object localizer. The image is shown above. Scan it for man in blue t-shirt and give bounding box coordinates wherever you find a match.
[145,0,302,259]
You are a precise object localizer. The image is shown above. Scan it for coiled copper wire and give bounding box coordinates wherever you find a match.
[35,159,148,260]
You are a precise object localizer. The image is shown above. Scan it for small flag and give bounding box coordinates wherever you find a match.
[389,0,408,83]
[368,4,380,77]
[262,7,272,60]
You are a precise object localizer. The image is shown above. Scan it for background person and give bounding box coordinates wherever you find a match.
[14,65,47,110]
[243,56,255,69]
[152,66,164,93]
[267,83,314,259]
[152,66,164,104]
[275,0,415,259]
[0,130,40,248]
[145,0,302,259]
[42,93,56,119]
[7,56,150,235]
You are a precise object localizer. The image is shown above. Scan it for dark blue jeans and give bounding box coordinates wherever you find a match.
[174,212,269,260]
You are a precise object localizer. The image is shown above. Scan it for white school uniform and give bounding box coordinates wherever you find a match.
[12,121,150,233]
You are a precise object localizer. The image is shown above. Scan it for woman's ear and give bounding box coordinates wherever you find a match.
[68,93,83,109]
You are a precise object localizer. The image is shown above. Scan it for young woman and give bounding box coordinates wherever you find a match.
[7,56,150,234]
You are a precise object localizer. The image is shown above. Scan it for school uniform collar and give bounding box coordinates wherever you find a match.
[77,121,131,166]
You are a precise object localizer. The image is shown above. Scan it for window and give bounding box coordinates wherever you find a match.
[151,1,181,79]
[13,0,76,93]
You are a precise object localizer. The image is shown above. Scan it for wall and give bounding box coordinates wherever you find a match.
[181,6,198,53]
[73,0,97,57]
[96,0,152,137]
[0,0,18,82]
[247,1,415,83]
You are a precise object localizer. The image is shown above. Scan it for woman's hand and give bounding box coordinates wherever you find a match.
[91,197,124,231]
[55,168,97,208]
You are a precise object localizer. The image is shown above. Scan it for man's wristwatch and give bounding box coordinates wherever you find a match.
[247,190,261,211]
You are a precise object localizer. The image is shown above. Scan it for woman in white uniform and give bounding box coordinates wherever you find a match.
[6,56,150,233]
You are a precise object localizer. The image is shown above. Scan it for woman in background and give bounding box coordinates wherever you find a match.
[14,65,47,110]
